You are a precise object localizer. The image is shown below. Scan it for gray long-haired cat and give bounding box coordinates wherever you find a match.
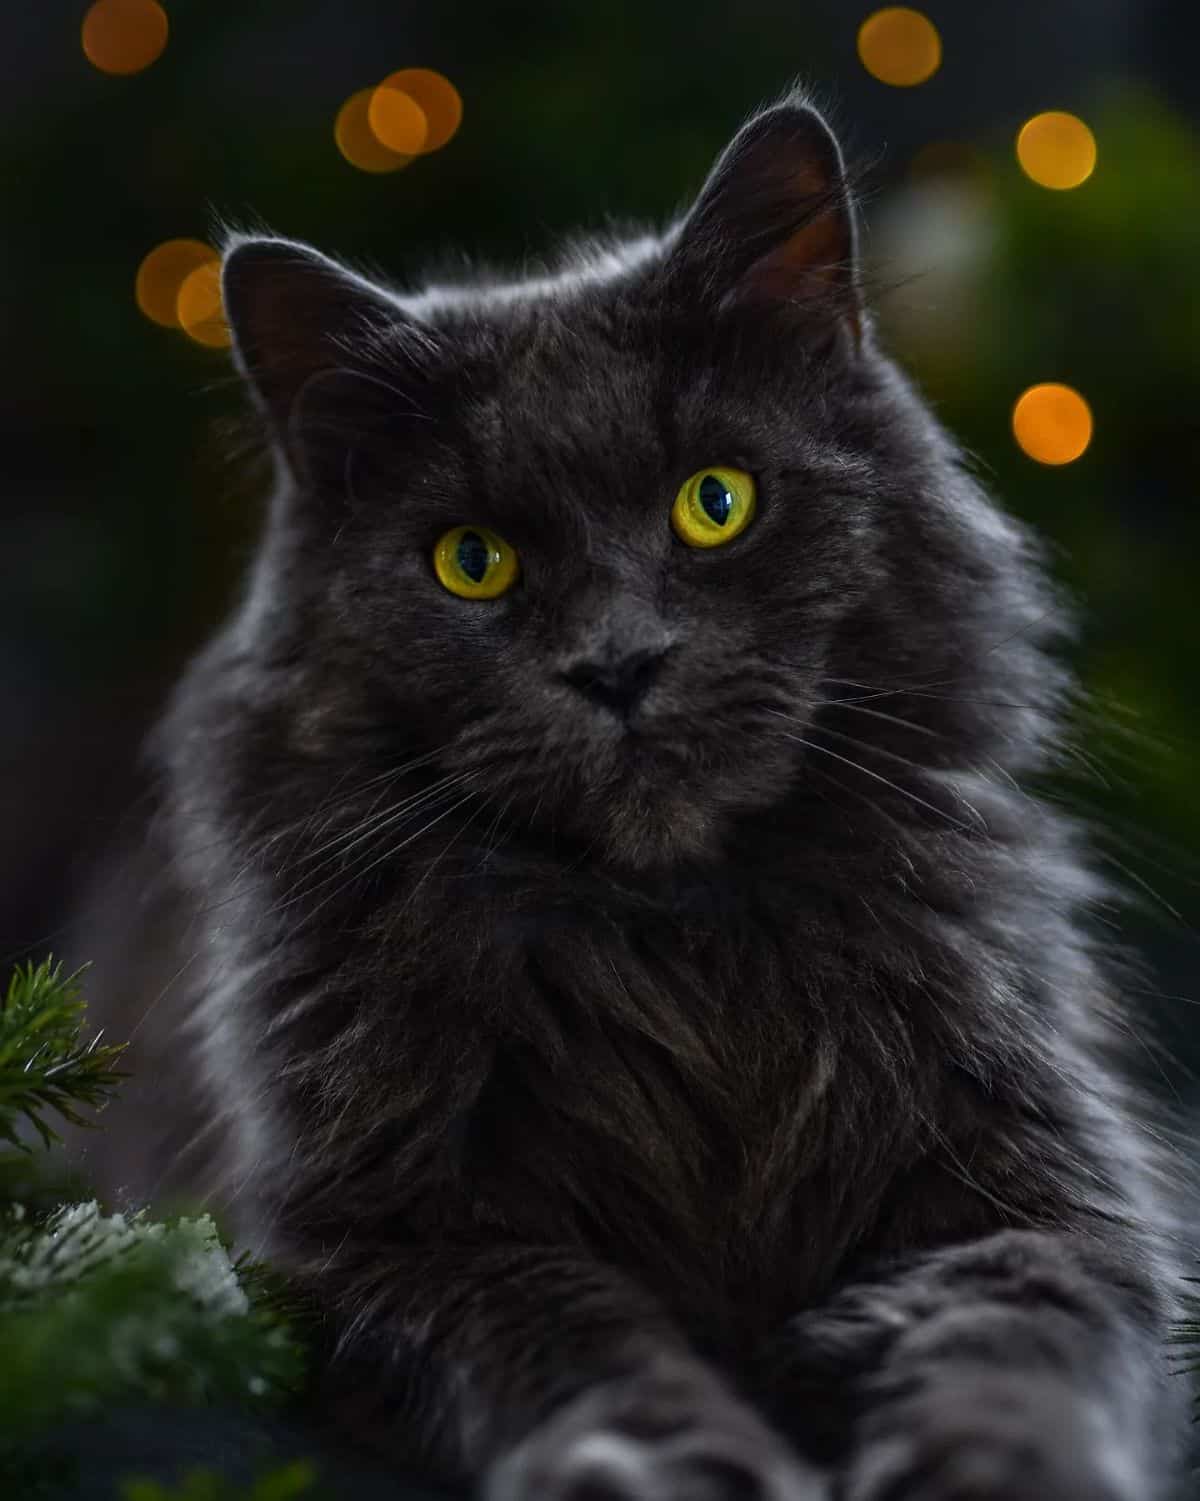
[81,91,1189,1499]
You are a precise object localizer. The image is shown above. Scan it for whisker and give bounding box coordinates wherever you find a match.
[186,773,478,927]
[823,698,945,740]
[299,788,482,923]
[805,721,948,779]
[1085,817,1200,890]
[822,607,1062,702]
[1095,852,1193,935]
[471,787,520,873]
[275,772,480,909]
[297,749,445,846]
[823,679,1048,713]
[395,790,489,918]
[292,768,469,871]
[173,749,446,871]
[193,774,452,921]
[769,712,983,835]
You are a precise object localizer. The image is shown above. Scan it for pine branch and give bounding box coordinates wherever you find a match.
[0,960,314,1497]
[0,958,126,1151]
[234,1250,320,1340]
[0,1202,305,1435]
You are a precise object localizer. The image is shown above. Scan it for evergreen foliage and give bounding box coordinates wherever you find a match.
[0,959,309,1499]
[0,961,125,1152]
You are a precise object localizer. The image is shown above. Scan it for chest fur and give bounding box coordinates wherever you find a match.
[258,891,936,1336]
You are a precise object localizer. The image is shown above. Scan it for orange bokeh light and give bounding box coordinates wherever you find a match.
[335,89,412,173]
[376,69,463,152]
[177,261,231,348]
[1016,112,1097,190]
[136,239,219,329]
[82,0,168,77]
[1012,384,1093,466]
[367,86,429,156]
[857,8,941,87]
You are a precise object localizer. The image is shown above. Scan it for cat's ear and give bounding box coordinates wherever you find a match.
[665,96,861,341]
[221,236,436,491]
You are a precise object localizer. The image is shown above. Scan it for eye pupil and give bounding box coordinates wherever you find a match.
[698,474,733,526]
[671,466,755,549]
[457,531,490,583]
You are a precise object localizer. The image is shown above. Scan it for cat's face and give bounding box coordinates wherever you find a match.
[307,294,885,868]
[219,99,999,870]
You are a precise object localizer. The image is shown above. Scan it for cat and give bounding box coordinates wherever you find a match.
[80,90,1190,1499]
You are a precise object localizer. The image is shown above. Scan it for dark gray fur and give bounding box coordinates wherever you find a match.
[82,93,1189,1499]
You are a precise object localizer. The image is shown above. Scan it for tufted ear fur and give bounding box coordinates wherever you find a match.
[221,237,439,495]
[665,96,861,341]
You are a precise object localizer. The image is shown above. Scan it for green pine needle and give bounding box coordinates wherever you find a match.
[0,958,126,1151]
[0,958,310,1496]
[0,1202,306,1438]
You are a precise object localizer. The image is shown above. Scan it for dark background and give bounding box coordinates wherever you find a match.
[3,1,1199,1096]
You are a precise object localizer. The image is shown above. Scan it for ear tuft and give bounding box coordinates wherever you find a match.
[220,237,440,496]
[221,237,404,439]
[667,96,861,339]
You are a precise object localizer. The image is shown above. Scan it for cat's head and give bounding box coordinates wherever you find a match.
[214,94,1055,873]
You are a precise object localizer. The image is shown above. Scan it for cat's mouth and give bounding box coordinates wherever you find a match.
[570,733,770,868]
[610,724,701,779]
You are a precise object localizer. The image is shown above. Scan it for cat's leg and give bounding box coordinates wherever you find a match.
[750,1229,1182,1500]
[317,1242,829,1501]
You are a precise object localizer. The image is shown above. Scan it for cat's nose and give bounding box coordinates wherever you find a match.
[560,648,668,718]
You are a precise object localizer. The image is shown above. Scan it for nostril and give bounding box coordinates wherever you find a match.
[560,649,667,717]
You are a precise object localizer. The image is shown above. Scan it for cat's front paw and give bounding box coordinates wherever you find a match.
[843,1378,1138,1501]
[486,1368,827,1501]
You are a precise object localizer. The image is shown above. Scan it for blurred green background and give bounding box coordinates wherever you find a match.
[3,1,1198,1089]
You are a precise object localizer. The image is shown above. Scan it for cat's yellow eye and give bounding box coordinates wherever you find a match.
[433,525,520,599]
[670,467,756,549]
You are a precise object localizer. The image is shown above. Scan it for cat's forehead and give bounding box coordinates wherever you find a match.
[407,263,824,496]
[446,289,671,478]
[464,279,657,387]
